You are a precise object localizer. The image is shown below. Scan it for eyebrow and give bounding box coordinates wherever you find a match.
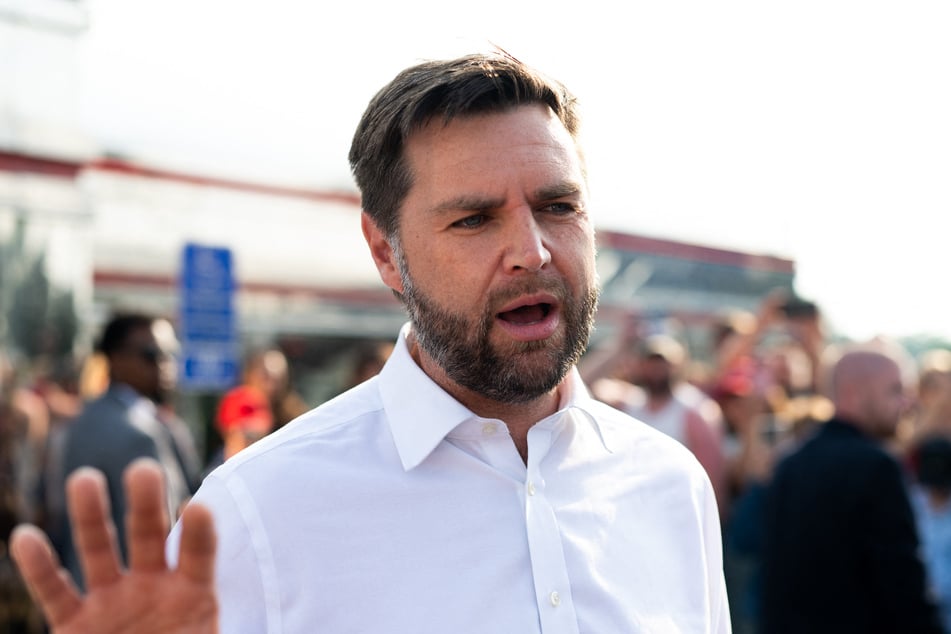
[535,181,584,202]
[428,181,585,215]
[429,194,505,215]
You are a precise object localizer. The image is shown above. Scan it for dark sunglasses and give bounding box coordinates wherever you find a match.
[121,346,167,364]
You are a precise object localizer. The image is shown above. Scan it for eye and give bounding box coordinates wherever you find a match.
[452,214,488,229]
[540,202,579,215]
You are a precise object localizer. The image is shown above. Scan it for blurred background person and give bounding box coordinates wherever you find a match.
[242,347,308,430]
[710,289,825,414]
[208,384,274,470]
[916,350,951,418]
[28,355,83,572]
[201,346,306,471]
[707,291,827,454]
[702,291,834,634]
[909,435,951,634]
[627,333,727,509]
[59,313,197,588]
[581,323,727,511]
[0,351,45,633]
[903,348,951,456]
[77,351,110,400]
[6,371,47,534]
[759,344,943,634]
[712,359,809,634]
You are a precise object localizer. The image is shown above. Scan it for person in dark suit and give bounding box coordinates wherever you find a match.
[760,345,944,634]
[58,313,195,587]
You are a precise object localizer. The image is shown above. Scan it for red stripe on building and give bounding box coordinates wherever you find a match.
[0,150,83,178]
[87,158,361,206]
[597,229,794,274]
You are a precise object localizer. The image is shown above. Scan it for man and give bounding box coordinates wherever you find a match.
[910,435,951,633]
[11,53,729,632]
[627,334,726,506]
[759,345,943,633]
[56,313,197,587]
[585,332,727,510]
[239,347,308,430]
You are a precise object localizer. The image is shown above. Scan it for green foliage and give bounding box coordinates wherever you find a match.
[2,249,79,361]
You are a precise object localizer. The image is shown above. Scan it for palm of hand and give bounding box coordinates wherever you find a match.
[11,460,219,633]
[52,569,218,634]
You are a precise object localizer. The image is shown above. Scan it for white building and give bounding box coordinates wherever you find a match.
[1,0,797,427]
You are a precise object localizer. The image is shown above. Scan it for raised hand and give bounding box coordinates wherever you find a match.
[10,458,219,633]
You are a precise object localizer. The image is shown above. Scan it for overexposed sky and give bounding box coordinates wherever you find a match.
[79,0,951,342]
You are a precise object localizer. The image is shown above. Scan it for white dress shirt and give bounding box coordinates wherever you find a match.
[168,324,730,633]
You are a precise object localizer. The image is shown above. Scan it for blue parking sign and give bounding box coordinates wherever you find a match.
[179,243,239,390]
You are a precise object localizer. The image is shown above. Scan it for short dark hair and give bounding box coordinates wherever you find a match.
[97,313,154,356]
[348,52,583,239]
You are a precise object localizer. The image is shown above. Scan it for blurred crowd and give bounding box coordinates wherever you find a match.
[2,291,950,632]
[0,312,392,632]
[580,290,951,633]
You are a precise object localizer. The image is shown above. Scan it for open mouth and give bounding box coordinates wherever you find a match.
[497,303,553,325]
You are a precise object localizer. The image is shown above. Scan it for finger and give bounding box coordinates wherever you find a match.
[10,525,84,627]
[176,503,217,585]
[125,458,171,572]
[67,467,122,589]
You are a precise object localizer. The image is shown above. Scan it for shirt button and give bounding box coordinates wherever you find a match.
[527,481,536,496]
[481,423,496,435]
[550,591,561,607]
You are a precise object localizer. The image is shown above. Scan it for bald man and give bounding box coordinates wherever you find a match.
[759,347,942,634]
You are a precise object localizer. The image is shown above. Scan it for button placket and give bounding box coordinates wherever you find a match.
[523,421,579,633]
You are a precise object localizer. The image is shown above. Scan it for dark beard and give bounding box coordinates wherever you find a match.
[399,271,599,404]
[638,375,673,398]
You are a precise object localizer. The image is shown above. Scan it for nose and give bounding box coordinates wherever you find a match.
[503,212,551,273]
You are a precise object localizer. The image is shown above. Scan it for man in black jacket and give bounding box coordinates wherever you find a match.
[760,346,943,633]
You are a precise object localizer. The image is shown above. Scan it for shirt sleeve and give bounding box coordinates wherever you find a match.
[699,466,732,634]
[166,473,276,633]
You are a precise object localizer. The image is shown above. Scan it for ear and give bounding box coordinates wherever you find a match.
[361,212,404,294]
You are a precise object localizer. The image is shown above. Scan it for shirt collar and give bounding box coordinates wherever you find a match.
[379,323,616,471]
[378,324,474,471]
[560,366,618,454]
